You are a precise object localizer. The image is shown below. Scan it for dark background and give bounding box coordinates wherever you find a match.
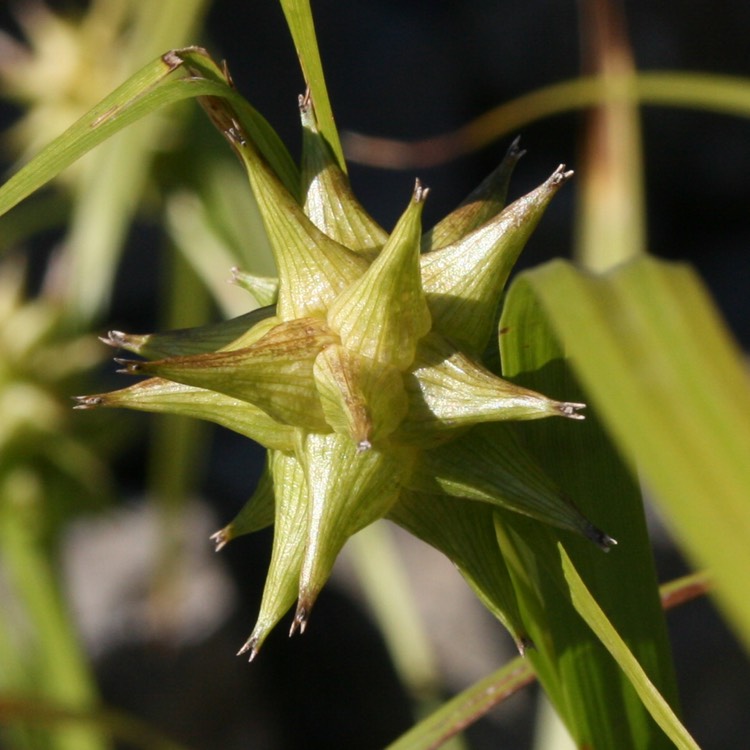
[2,1,749,748]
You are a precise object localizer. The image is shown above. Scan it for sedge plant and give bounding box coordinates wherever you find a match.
[1,1,749,749]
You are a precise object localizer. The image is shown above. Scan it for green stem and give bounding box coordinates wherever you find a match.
[467,70,750,152]
[386,657,535,750]
[0,478,107,750]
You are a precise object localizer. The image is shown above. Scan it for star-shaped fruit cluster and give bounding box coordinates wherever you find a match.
[77,91,613,659]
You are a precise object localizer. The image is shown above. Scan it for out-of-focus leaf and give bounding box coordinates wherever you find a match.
[0,481,105,750]
[0,193,69,254]
[576,0,646,270]
[0,694,189,750]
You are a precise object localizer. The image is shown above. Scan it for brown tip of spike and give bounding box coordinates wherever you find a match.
[100,330,128,348]
[114,358,143,374]
[290,604,308,636]
[413,178,430,203]
[558,401,586,420]
[507,135,526,162]
[237,636,260,662]
[549,164,574,186]
[209,528,230,552]
[72,395,104,410]
[586,523,618,552]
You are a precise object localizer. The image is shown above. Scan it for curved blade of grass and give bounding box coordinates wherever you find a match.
[517,256,750,654]
[0,58,163,214]
[0,74,206,217]
[560,545,700,750]
[0,50,297,222]
[344,71,750,168]
[490,69,750,154]
[279,0,345,171]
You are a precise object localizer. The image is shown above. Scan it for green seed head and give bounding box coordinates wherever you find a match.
[77,80,614,660]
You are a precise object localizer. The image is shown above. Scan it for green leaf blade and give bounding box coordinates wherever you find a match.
[279,0,345,170]
[560,546,700,750]
[0,48,299,224]
[498,268,681,748]
[520,257,750,653]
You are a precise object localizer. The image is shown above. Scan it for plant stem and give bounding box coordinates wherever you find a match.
[0,474,107,750]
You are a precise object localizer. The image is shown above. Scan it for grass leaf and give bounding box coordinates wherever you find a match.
[516,256,750,655]
[0,49,298,223]
[560,545,700,750]
[498,269,680,748]
[279,0,345,170]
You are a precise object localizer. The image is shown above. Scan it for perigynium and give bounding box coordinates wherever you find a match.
[76,73,614,660]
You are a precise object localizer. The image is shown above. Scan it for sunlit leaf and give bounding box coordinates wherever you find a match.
[279,0,345,170]
[0,48,298,222]
[560,545,700,750]
[497,268,680,748]
[514,256,750,655]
